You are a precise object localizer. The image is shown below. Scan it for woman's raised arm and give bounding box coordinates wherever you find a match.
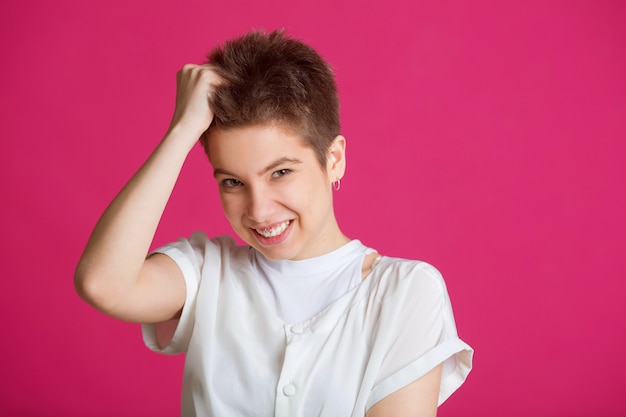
[74,65,220,323]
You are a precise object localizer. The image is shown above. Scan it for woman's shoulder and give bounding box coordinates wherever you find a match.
[370,255,447,300]
[378,256,443,278]
[370,250,443,278]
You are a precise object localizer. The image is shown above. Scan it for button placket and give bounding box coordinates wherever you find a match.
[274,323,309,416]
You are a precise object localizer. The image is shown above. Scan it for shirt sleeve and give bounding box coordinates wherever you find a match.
[367,261,473,409]
[141,232,217,355]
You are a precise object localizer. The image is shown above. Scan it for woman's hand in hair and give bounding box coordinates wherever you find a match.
[167,64,221,149]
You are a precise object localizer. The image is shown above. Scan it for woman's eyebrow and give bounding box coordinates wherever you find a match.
[213,157,303,178]
[213,167,237,178]
[258,157,302,175]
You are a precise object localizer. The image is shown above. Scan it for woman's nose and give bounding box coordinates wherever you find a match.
[245,186,274,224]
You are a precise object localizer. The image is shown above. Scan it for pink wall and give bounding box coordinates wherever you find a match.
[2,0,625,415]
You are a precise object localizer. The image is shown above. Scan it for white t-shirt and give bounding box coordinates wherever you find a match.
[142,233,473,417]
[251,239,375,324]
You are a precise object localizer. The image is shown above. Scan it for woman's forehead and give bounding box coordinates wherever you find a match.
[207,124,318,174]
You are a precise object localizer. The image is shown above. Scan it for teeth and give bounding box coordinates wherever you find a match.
[255,221,290,238]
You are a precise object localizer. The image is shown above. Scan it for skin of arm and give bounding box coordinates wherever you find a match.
[366,364,443,417]
[74,64,221,323]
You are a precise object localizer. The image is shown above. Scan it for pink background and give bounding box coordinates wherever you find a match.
[1,0,625,416]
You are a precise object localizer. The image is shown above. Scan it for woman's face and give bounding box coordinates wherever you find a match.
[207,123,348,260]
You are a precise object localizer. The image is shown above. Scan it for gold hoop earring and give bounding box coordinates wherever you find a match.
[332,179,341,191]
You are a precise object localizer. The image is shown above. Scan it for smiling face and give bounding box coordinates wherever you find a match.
[207,123,349,260]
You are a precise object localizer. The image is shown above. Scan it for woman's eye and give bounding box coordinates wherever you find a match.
[272,169,291,178]
[221,178,243,188]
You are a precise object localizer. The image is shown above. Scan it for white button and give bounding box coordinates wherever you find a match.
[290,324,304,334]
[282,383,296,396]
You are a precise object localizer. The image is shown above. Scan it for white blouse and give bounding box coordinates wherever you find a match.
[142,233,473,417]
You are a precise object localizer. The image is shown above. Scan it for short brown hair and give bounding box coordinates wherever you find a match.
[200,29,340,167]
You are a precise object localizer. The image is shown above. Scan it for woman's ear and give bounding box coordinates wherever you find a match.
[327,135,347,181]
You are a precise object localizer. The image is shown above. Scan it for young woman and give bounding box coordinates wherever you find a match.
[75,30,473,417]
